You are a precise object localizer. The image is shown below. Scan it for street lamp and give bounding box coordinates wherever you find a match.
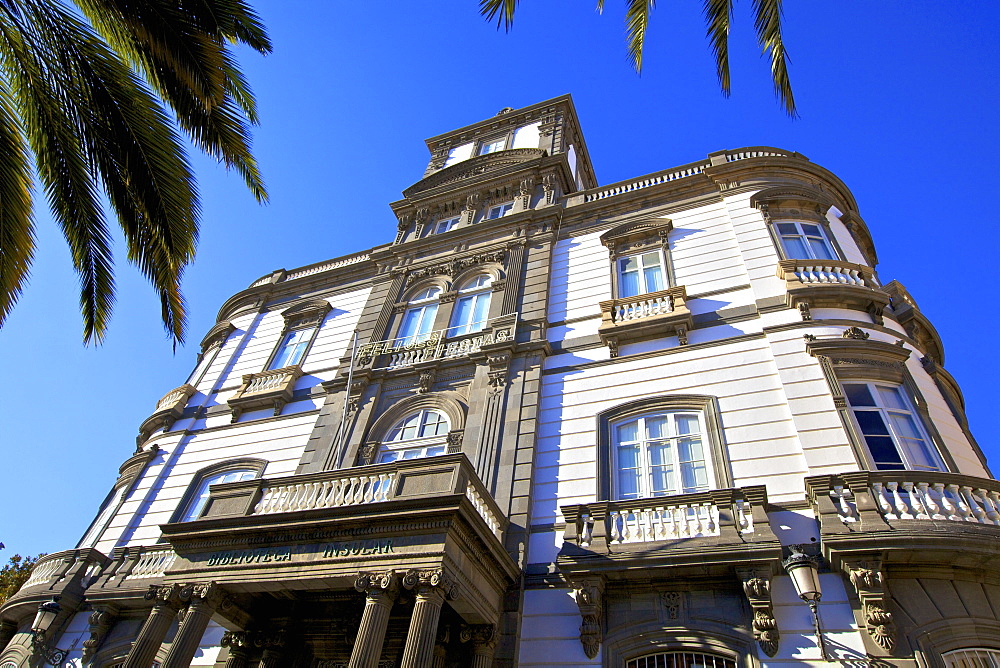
[783,544,829,661]
[30,597,68,666]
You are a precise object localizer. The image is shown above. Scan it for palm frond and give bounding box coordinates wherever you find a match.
[703,0,733,96]
[625,0,655,73]
[480,0,519,31]
[0,74,35,331]
[751,0,796,117]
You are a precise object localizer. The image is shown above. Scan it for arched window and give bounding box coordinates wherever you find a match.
[399,287,441,345]
[171,459,266,523]
[450,275,492,336]
[944,648,1000,667]
[377,409,450,463]
[627,651,737,668]
[613,411,712,500]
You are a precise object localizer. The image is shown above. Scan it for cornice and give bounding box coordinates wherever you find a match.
[402,149,546,198]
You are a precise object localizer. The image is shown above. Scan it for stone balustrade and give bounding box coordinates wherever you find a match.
[562,486,766,551]
[1,548,110,618]
[807,470,1000,530]
[357,314,517,371]
[598,286,693,354]
[777,259,880,288]
[227,365,303,422]
[201,453,506,541]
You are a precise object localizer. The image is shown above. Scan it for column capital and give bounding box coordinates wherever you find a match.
[355,571,400,605]
[144,583,183,609]
[221,631,254,654]
[179,581,231,611]
[460,624,496,650]
[401,568,459,602]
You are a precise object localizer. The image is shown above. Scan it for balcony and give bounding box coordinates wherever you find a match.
[226,364,303,422]
[138,383,196,442]
[356,314,517,371]
[597,286,694,355]
[0,548,109,621]
[805,470,1000,569]
[776,259,889,316]
[559,486,781,579]
[154,453,516,624]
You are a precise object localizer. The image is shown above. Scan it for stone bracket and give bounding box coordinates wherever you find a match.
[737,568,780,658]
[845,559,896,654]
[82,604,118,664]
[571,576,605,660]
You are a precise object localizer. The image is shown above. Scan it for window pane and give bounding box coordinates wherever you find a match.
[843,383,876,407]
[617,443,640,468]
[876,385,907,410]
[781,236,809,258]
[643,265,665,292]
[888,412,920,438]
[808,237,836,260]
[269,328,313,369]
[801,223,822,236]
[471,292,491,329]
[855,410,891,435]
[617,468,641,499]
[645,416,669,439]
[452,297,474,335]
[776,223,799,235]
[640,252,662,269]
[866,435,904,466]
[617,421,639,443]
[674,414,701,435]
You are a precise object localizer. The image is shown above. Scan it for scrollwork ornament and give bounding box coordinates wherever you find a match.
[843,326,870,340]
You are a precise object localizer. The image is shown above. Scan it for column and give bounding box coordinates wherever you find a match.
[0,620,18,654]
[220,631,254,668]
[123,585,183,668]
[257,630,287,668]
[431,626,450,668]
[161,583,227,668]
[468,625,497,668]
[400,587,446,668]
[348,572,399,668]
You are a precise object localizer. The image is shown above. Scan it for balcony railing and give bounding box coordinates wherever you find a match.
[807,470,1000,530]
[601,286,688,325]
[200,453,506,541]
[357,314,517,371]
[227,365,303,421]
[3,549,110,610]
[562,486,767,550]
[777,259,880,288]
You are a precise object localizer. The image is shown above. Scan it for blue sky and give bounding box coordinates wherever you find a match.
[1,1,998,558]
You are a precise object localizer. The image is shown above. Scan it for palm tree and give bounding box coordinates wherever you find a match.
[480,0,796,117]
[0,0,270,345]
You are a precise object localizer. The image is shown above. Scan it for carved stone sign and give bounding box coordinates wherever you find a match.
[205,540,395,567]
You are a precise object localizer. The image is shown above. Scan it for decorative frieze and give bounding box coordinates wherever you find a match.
[405,249,507,286]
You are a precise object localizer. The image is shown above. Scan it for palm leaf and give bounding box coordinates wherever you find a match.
[751,0,796,116]
[625,0,655,73]
[480,0,519,31]
[0,75,34,331]
[703,0,733,96]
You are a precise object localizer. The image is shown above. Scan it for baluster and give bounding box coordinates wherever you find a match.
[628,510,641,542]
[363,475,376,503]
[888,482,911,518]
[579,512,592,547]
[609,510,623,543]
[938,483,960,520]
[916,482,940,519]
[982,490,1000,524]
[332,478,346,506]
[253,488,270,514]
[871,482,894,518]
[902,482,926,519]
[947,483,973,520]
[961,486,985,522]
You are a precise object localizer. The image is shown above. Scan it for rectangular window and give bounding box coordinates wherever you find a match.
[617,251,666,298]
[776,221,837,260]
[78,485,126,548]
[430,217,458,235]
[614,412,710,500]
[268,327,314,370]
[478,138,505,155]
[186,344,222,386]
[486,202,514,220]
[843,382,942,471]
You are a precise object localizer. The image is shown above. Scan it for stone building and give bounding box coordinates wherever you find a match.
[2,96,997,668]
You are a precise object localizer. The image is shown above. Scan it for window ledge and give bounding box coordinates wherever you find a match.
[227,365,303,422]
[598,286,694,354]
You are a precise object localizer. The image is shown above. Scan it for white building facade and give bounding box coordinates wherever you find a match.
[2,96,996,668]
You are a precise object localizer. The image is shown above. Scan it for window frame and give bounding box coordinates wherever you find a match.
[265,325,316,370]
[596,395,732,502]
[168,458,267,524]
[615,248,670,299]
[600,219,676,300]
[448,274,493,336]
[486,202,514,220]
[428,216,459,236]
[262,300,331,372]
[773,220,840,261]
[375,408,451,464]
[397,285,443,345]
[842,380,945,472]
[477,135,508,155]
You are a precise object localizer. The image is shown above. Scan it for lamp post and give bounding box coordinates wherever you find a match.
[30,597,68,666]
[782,544,829,661]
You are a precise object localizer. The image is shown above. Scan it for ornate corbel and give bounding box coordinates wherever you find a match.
[359,442,379,466]
[446,430,464,453]
[82,604,118,664]
[516,177,534,211]
[737,569,780,657]
[394,213,411,245]
[487,353,511,393]
[606,337,619,359]
[675,325,688,346]
[417,371,435,394]
[461,193,480,225]
[866,301,885,326]
[572,577,605,659]
[542,172,558,205]
[847,561,895,653]
[414,207,430,237]
[797,301,812,321]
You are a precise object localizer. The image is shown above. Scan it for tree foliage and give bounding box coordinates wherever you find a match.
[0,0,270,346]
[0,553,42,605]
[479,0,797,116]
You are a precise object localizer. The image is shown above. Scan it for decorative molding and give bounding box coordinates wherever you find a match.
[405,249,507,286]
[82,605,118,663]
[486,353,510,393]
[571,577,605,659]
[737,569,780,657]
[599,218,673,260]
[280,299,332,329]
[843,326,870,340]
[846,560,896,653]
[200,321,235,352]
[660,591,682,620]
